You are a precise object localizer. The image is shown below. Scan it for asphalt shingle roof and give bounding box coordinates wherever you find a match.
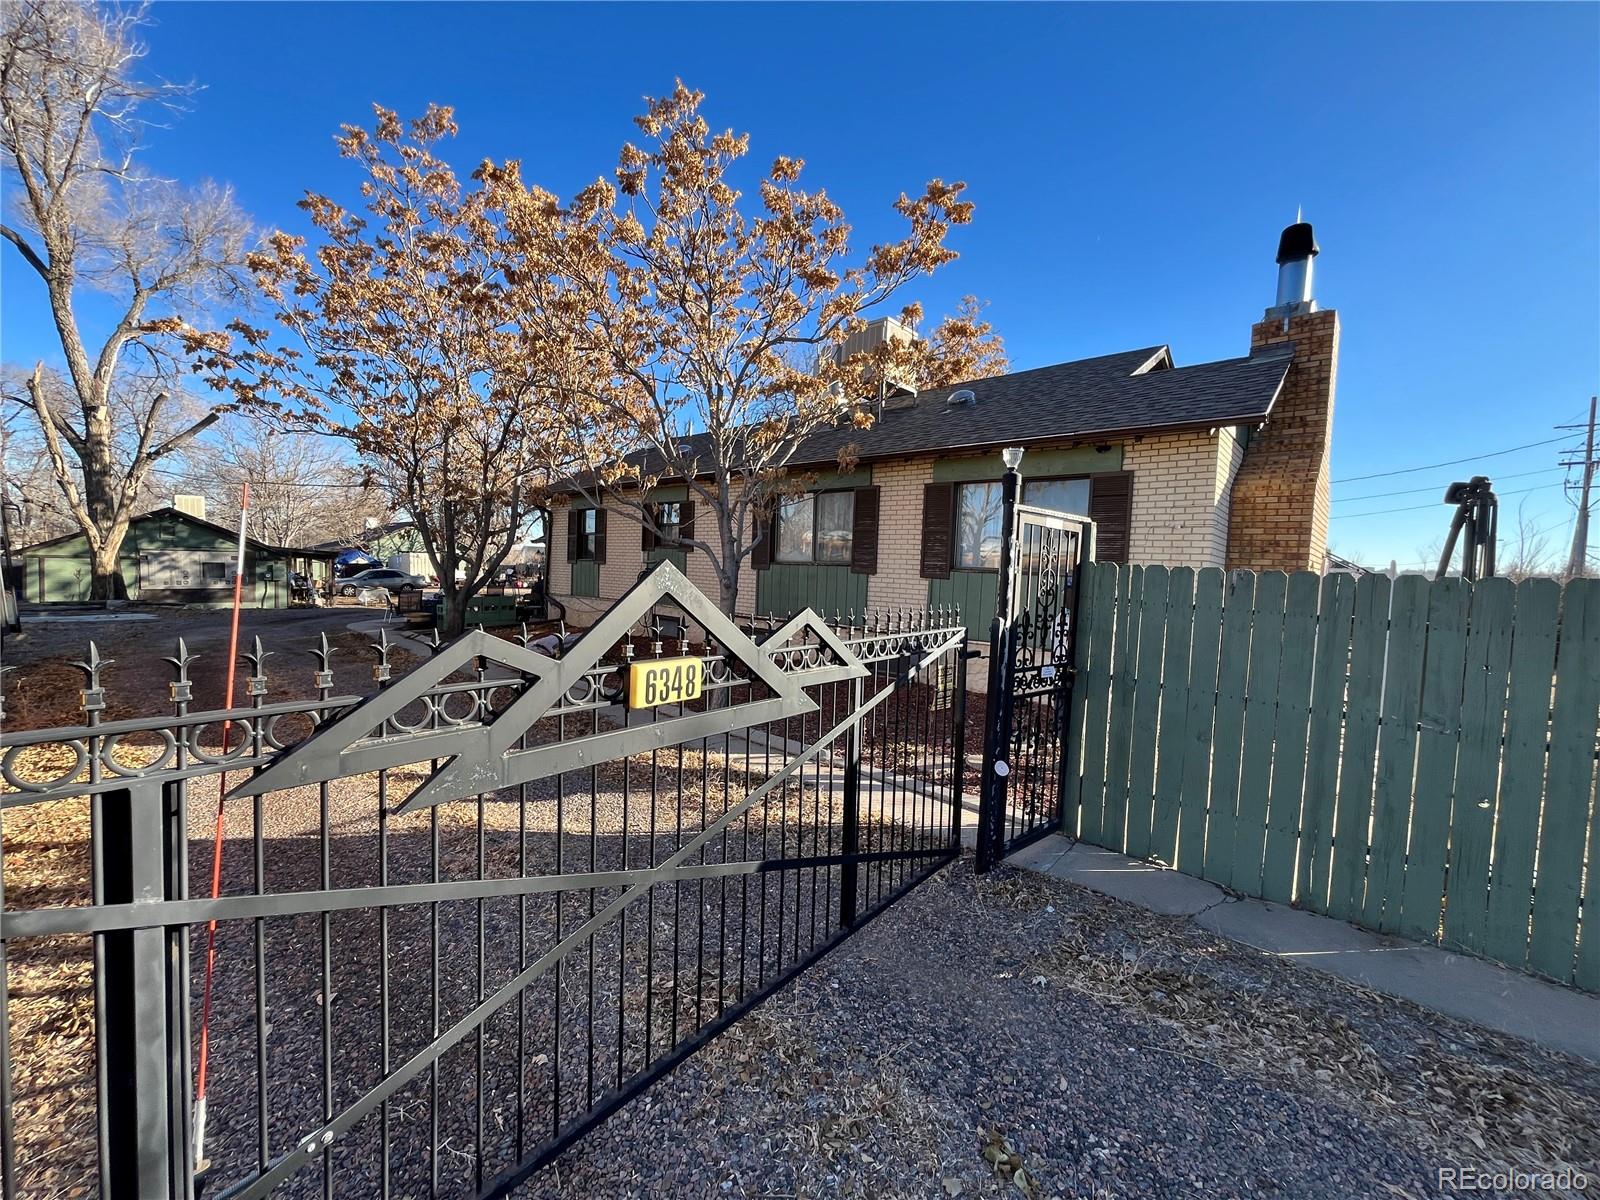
[787,344,1293,466]
[557,343,1293,488]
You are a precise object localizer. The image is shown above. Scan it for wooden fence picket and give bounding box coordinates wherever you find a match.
[1261,571,1320,905]
[1327,573,1390,923]
[1150,567,1196,864]
[1124,565,1170,859]
[1442,577,1515,954]
[1075,562,1119,844]
[1233,571,1288,895]
[1298,572,1355,912]
[1364,574,1430,933]
[1101,564,1142,851]
[1483,579,1561,971]
[1398,577,1469,943]
[1175,568,1225,874]
[1200,571,1256,885]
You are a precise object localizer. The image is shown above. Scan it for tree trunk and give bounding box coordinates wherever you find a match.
[717,512,742,618]
[438,578,467,638]
[89,534,129,602]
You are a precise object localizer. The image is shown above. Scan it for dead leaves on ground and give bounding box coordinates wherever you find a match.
[1024,887,1599,1184]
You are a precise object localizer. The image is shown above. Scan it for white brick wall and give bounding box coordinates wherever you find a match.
[865,458,933,610]
[1125,428,1242,568]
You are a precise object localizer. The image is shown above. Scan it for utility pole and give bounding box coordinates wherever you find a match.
[1563,395,1598,579]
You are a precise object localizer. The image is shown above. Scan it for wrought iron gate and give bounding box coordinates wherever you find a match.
[976,471,1094,872]
[0,563,968,1199]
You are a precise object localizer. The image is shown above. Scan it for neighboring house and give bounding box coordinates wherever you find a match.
[20,506,336,608]
[547,222,1340,639]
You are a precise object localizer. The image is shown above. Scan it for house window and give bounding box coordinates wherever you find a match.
[954,477,1090,570]
[653,502,681,544]
[202,561,229,583]
[1024,477,1090,518]
[954,482,1005,570]
[574,509,598,560]
[775,491,854,564]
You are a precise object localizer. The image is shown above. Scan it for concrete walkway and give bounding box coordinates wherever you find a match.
[1005,833,1600,1064]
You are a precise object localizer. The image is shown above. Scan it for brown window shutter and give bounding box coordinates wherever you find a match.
[850,486,880,575]
[594,507,608,564]
[641,507,656,553]
[1088,471,1133,563]
[752,510,773,570]
[566,507,580,562]
[678,499,695,546]
[920,482,955,579]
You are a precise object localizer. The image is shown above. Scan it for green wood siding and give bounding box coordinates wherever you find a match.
[930,445,1122,483]
[1067,565,1600,993]
[646,547,688,573]
[571,559,600,597]
[754,562,866,619]
[927,569,998,643]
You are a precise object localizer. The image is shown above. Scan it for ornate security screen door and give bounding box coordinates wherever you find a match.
[0,562,970,1200]
[976,501,1094,870]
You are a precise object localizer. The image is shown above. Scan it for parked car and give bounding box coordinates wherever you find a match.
[337,568,426,596]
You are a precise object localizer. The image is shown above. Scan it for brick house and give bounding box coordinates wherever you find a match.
[546,222,1339,640]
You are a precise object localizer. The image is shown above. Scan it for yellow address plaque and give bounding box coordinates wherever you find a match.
[627,656,704,709]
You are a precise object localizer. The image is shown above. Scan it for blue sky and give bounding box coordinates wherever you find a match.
[3,2,1596,570]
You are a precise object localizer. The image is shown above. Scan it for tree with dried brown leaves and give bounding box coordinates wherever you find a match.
[499,81,999,615]
[195,106,595,634]
[1,0,253,597]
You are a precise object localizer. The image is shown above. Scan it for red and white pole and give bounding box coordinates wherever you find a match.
[193,481,249,1170]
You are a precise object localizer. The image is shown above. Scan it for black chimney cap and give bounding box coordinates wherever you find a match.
[1276,221,1319,265]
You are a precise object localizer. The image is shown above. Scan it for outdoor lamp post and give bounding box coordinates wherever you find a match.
[977,446,1026,871]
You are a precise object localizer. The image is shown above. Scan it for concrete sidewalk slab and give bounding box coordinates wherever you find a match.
[1018,834,1600,1064]
[1045,842,1227,917]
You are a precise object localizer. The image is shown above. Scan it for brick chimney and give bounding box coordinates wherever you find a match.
[1225,220,1339,572]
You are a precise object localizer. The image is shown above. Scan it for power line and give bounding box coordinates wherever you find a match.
[1332,466,1563,504]
[1330,481,1563,521]
[1330,435,1573,484]
[145,462,375,490]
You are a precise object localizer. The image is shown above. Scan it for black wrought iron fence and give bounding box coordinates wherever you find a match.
[0,564,969,1200]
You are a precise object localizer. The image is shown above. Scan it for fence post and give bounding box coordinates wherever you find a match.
[839,674,864,927]
[976,463,1022,873]
[100,778,183,1199]
[950,639,973,849]
[1054,526,1092,835]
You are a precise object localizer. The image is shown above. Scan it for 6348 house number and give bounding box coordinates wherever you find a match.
[626,656,704,708]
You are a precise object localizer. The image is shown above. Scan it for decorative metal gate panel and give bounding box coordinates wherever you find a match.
[0,563,968,1199]
[976,484,1094,871]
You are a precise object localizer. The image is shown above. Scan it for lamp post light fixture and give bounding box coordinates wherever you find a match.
[1001,446,1024,471]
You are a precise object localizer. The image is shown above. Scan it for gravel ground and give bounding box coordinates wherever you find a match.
[519,861,1600,1200]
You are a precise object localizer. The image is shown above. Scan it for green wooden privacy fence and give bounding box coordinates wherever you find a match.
[1066,564,1600,992]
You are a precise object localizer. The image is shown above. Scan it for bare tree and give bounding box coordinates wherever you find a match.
[1,0,252,598]
[179,420,389,548]
[1500,497,1558,582]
